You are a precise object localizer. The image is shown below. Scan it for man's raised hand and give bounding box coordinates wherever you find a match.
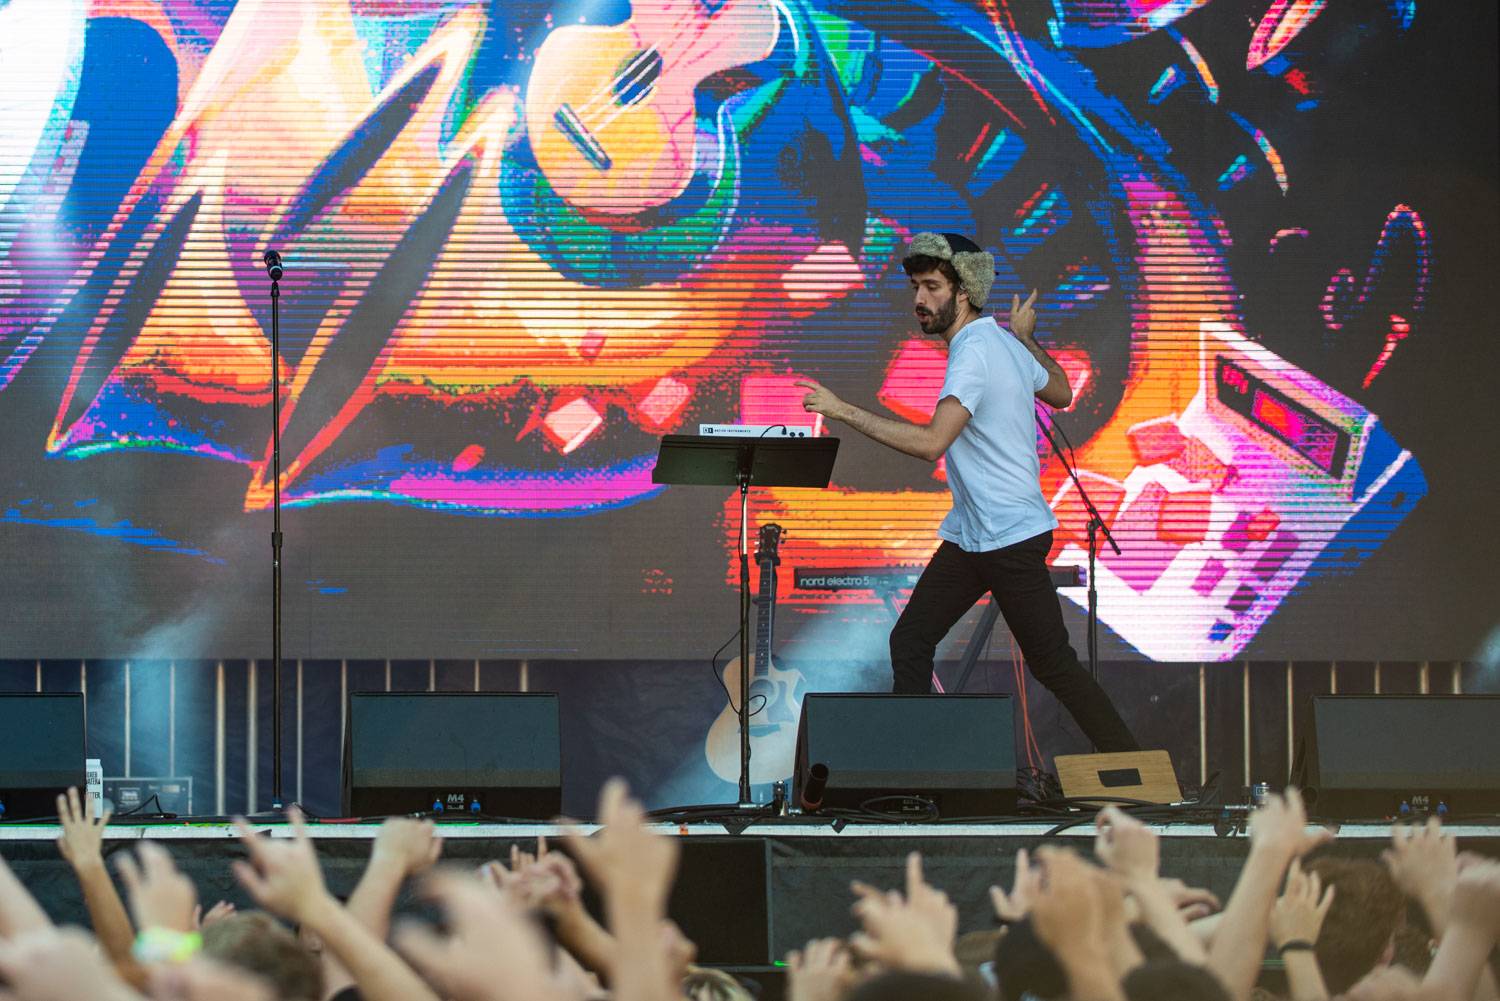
[1008,289,1039,340]
[1248,788,1333,861]
[1447,855,1500,941]
[394,871,559,1001]
[1269,858,1335,950]
[1155,877,1221,921]
[562,778,678,915]
[989,847,1041,924]
[56,787,110,872]
[786,938,854,1001]
[1030,847,1128,1001]
[369,817,443,878]
[1093,805,1160,883]
[848,852,960,977]
[115,842,197,934]
[230,807,328,925]
[1383,817,1457,927]
[795,379,845,421]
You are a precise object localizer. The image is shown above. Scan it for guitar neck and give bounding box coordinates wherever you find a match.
[754,555,776,668]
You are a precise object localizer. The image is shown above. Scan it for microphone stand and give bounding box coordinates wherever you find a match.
[264,251,285,812]
[1034,413,1120,690]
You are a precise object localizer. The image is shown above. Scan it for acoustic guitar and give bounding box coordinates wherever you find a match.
[705,523,807,785]
[524,0,779,215]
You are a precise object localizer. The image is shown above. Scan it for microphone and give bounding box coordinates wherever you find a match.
[800,762,830,812]
[262,250,284,281]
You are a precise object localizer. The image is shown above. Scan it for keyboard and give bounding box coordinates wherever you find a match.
[794,565,1084,591]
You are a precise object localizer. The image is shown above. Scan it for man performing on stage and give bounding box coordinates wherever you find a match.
[796,232,1138,751]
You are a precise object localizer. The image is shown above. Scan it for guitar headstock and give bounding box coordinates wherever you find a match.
[756,523,783,564]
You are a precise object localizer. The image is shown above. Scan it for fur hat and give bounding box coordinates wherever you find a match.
[903,231,996,308]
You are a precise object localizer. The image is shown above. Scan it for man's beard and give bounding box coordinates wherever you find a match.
[918,293,959,335]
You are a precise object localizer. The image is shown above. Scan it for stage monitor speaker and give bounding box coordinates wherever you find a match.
[1056,750,1182,805]
[792,694,1016,818]
[343,692,561,819]
[1295,695,1500,820]
[0,693,86,820]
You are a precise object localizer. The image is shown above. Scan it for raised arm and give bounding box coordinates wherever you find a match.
[0,852,54,939]
[1031,847,1129,1001]
[1006,290,1072,409]
[1207,789,1331,1001]
[564,778,683,1001]
[345,817,443,941]
[394,872,564,1001]
[488,838,619,982]
[1092,806,1207,965]
[1268,859,1334,1001]
[1420,857,1500,1001]
[846,852,962,978]
[232,809,440,1001]
[56,789,141,985]
[0,927,148,1001]
[1383,819,1500,1001]
[798,381,970,462]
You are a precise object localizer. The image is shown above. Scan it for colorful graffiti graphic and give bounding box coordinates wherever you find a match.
[0,0,1468,661]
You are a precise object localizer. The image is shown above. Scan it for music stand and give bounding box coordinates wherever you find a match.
[653,434,839,808]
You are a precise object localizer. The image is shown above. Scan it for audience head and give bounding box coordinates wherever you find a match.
[991,918,1068,1001]
[1305,856,1405,993]
[1390,922,1434,976]
[681,965,756,1001]
[200,911,324,1001]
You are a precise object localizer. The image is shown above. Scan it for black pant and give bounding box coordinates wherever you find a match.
[889,532,1138,752]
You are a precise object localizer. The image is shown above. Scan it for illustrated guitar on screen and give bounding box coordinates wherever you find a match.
[525,0,779,214]
[705,523,808,785]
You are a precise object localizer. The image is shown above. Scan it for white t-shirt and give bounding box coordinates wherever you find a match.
[936,316,1059,553]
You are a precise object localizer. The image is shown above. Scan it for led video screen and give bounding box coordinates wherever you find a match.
[0,0,1494,663]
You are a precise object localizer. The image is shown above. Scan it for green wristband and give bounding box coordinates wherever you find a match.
[132,927,203,964]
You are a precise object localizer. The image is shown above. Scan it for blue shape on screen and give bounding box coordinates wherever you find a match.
[65,19,178,241]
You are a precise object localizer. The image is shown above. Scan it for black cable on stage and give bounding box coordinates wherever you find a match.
[707,627,767,719]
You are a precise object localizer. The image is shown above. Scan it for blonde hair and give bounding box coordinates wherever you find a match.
[682,965,755,1001]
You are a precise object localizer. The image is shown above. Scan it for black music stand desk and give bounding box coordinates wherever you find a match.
[653,434,839,807]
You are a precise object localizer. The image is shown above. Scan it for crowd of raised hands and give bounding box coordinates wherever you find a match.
[0,782,1497,1001]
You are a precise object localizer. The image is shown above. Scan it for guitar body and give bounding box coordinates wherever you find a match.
[705,650,806,785]
[704,523,807,785]
[525,0,778,215]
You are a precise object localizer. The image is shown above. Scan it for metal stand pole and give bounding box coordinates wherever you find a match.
[268,264,285,812]
[1035,415,1121,751]
[736,470,753,807]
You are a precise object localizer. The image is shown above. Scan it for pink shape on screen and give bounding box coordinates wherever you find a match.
[781,242,862,303]
[1100,482,1183,593]
[542,398,604,454]
[1127,415,1188,465]
[740,374,824,435]
[1168,436,1235,489]
[1157,487,1213,545]
[1052,472,1127,547]
[1246,508,1281,543]
[878,338,948,423]
[452,444,484,472]
[1193,557,1229,597]
[635,376,691,431]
